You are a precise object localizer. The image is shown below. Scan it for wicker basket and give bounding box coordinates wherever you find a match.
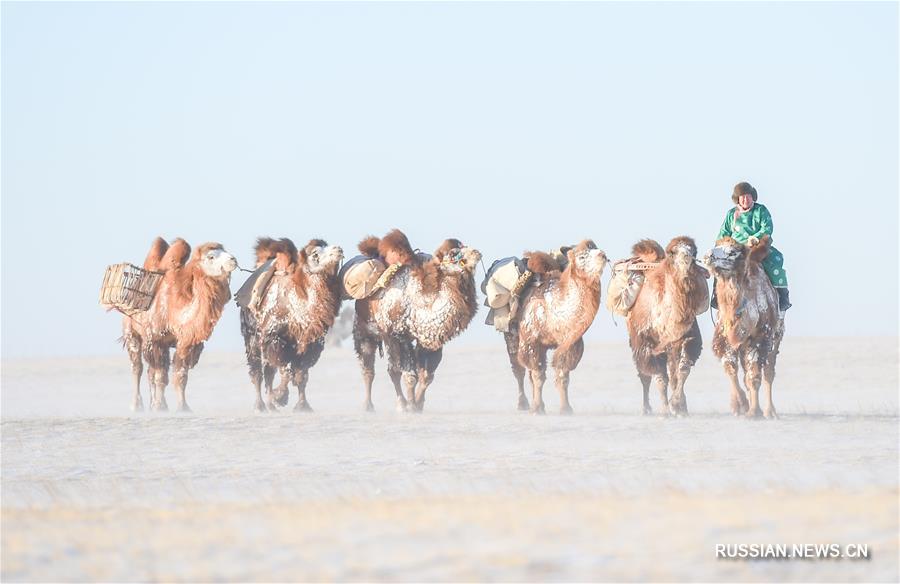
[99,263,163,316]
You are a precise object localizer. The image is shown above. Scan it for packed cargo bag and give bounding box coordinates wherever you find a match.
[481,256,530,332]
[339,255,388,300]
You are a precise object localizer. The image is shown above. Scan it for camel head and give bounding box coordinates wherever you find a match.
[665,236,699,277]
[703,237,748,281]
[434,238,482,275]
[566,239,608,281]
[302,239,344,275]
[195,243,238,279]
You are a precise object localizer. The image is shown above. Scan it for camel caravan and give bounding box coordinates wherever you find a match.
[99,183,789,418]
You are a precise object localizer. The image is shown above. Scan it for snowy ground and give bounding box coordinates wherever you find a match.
[2,337,898,581]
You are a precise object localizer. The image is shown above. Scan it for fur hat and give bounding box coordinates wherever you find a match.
[732,181,758,204]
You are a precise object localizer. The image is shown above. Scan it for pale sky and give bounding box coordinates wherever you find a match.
[2,1,897,358]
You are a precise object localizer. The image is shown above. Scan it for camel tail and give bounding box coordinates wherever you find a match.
[632,239,664,262]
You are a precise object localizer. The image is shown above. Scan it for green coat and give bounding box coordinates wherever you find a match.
[717,203,788,287]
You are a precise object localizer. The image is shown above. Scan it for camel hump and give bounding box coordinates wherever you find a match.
[525,251,560,275]
[358,235,381,257]
[160,238,191,271]
[143,237,169,271]
[666,236,698,257]
[748,234,771,263]
[632,239,664,262]
[379,229,417,265]
[253,237,280,266]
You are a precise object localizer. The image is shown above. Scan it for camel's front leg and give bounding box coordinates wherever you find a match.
[354,335,379,412]
[384,339,410,412]
[172,344,203,413]
[654,372,670,416]
[145,345,170,412]
[524,346,548,415]
[667,337,698,417]
[268,366,292,411]
[246,340,265,413]
[504,331,529,411]
[413,347,442,412]
[638,373,652,415]
[125,335,144,412]
[742,348,763,418]
[721,349,748,415]
[262,365,276,410]
[762,354,778,419]
[552,339,584,415]
[389,339,418,412]
[292,368,313,413]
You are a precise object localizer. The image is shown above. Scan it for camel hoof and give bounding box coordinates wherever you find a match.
[396,399,408,413]
[293,401,314,413]
[642,404,652,416]
[517,397,530,411]
[559,405,574,415]
[364,401,375,413]
[131,399,144,413]
[764,409,778,420]
[151,400,168,412]
[177,403,192,414]
[275,392,290,408]
[529,404,546,415]
[745,409,763,419]
[253,401,267,413]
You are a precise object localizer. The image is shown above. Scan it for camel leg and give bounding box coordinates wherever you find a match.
[389,340,418,412]
[246,343,265,413]
[639,373,652,415]
[125,334,144,412]
[292,368,313,413]
[172,344,202,413]
[525,347,548,415]
[146,345,170,412]
[504,331,529,411]
[654,372,670,416]
[262,365,276,411]
[762,350,778,420]
[387,367,408,412]
[742,349,763,418]
[722,350,748,415]
[528,368,547,415]
[667,335,698,417]
[355,335,379,412]
[552,339,584,415]
[414,348,442,412]
[268,366,292,411]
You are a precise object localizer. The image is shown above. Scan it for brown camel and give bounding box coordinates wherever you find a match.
[705,235,784,418]
[625,237,709,416]
[122,237,237,412]
[241,237,344,412]
[353,229,481,412]
[504,240,608,414]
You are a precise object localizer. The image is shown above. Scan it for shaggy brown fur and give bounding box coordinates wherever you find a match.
[122,238,237,412]
[241,237,344,412]
[504,239,608,414]
[378,229,417,266]
[707,235,783,418]
[525,252,561,275]
[253,237,279,267]
[354,230,481,412]
[358,235,381,258]
[625,236,708,416]
[632,239,665,262]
